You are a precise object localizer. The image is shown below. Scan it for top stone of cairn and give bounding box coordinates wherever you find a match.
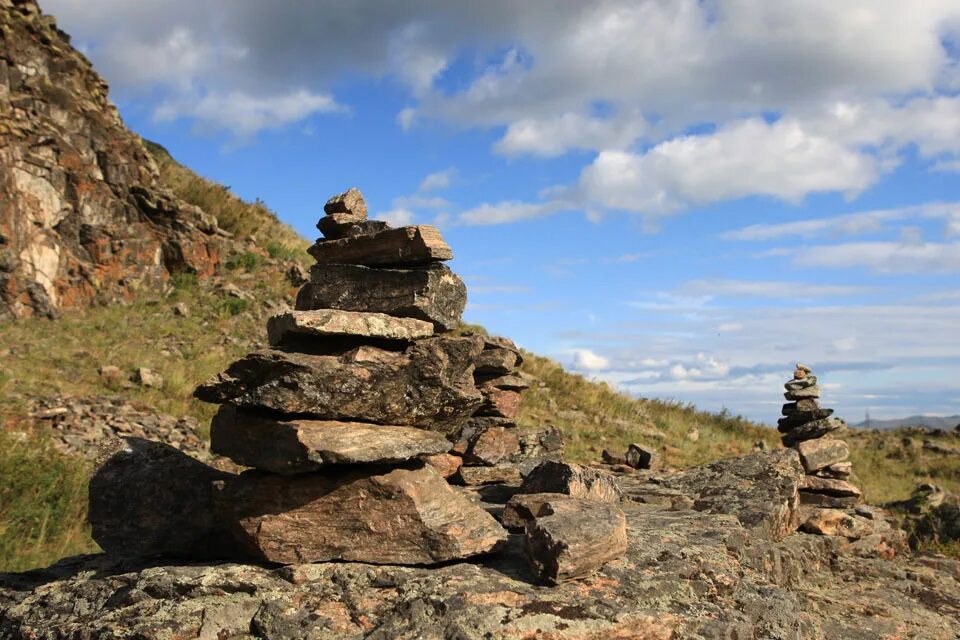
[324,187,367,218]
[317,188,390,239]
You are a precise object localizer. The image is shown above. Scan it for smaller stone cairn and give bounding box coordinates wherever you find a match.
[778,363,863,508]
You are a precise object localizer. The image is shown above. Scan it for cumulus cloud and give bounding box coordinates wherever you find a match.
[679,279,873,299]
[458,200,565,225]
[378,208,415,227]
[571,348,610,371]
[418,167,458,192]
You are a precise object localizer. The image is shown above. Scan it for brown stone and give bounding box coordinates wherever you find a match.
[297,263,466,332]
[501,492,569,530]
[800,508,873,540]
[318,219,390,240]
[777,407,835,430]
[476,387,522,419]
[210,405,451,474]
[625,443,658,470]
[454,465,523,486]
[780,417,845,446]
[794,438,849,473]
[474,348,520,375]
[520,461,622,503]
[784,386,821,400]
[323,187,367,218]
[195,337,484,433]
[798,492,861,508]
[475,374,530,391]
[464,426,521,466]
[601,449,627,465]
[793,369,807,379]
[796,363,812,373]
[785,376,817,391]
[88,438,238,560]
[266,309,434,346]
[782,399,820,415]
[799,475,863,498]
[421,453,463,479]
[216,465,506,565]
[307,225,452,266]
[524,497,627,584]
[813,461,853,479]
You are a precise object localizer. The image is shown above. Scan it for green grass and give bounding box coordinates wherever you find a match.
[0,430,96,572]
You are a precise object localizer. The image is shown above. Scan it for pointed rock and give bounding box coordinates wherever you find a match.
[216,465,507,565]
[195,337,484,432]
[210,405,451,474]
[307,225,452,266]
[297,263,466,331]
[266,309,433,346]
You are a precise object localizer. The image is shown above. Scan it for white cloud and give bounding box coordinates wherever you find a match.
[458,200,563,226]
[494,111,647,157]
[679,279,872,299]
[418,167,458,192]
[571,348,610,371]
[378,208,415,227]
[781,241,960,273]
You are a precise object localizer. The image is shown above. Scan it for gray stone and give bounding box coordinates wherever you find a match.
[784,376,818,391]
[784,386,821,400]
[781,417,845,446]
[625,443,657,470]
[297,263,466,331]
[474,348,520,375]
[266,309,434,346]
[795,438,849,473]
[520,461,622,503]
[307,225,452,266]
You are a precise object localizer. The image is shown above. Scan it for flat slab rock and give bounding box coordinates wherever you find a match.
[4,473,955,639]
[195,336,484,432]
[266,309,433,346]
[216,465,506,565]
[307,225,453,266]
[519,460,623,503]
[210,405,451,474]
[795,437,849,473]
[297,263,466,332]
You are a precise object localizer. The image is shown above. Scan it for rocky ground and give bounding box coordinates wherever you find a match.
[2,449,959,639]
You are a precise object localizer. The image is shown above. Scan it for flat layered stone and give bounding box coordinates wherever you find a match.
[307,225,452,266]
[781,417,845,447]
[484,335,523,361]
[88,438,237,560]
[216,465,506,565]
[813,461,853,479]
[195,336,484,432]
[421,453,463,479]
[454,465,523,486]
[476,387,522,418]
[474,348,520,375]
[297,263,466,331]
[266,309,434,346]
[784,386,821,400]
[524,497,627,584]
[798,492,861,508]
[782,399,820,415]
[210,405,451,474]
[777,407,834,430]
[520,461,622,503]
[784,376,817,391]
[795,438,849,473]
[800,508,873,540]
[799,476,863,498]
[464,425,521,466]
[476,373,530,391]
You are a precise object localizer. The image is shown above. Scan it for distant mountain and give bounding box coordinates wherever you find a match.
[854,415,960,430]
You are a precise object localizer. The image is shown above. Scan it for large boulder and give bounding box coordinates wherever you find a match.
[195,336,484,432]
[215,465,507,565]
[296,263,466,331]
[88,438,237,560]
[210,405,452,474]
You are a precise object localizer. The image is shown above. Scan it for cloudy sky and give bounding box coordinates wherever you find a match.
[41,0,960,424]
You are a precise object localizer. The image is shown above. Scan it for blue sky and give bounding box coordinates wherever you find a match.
[41,0,960,424]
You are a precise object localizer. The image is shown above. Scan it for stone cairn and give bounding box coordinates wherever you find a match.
[89,188,588,577]
[778,363,863,508]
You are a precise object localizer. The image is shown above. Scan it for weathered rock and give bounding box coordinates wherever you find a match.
[601,449,628,465]
[318,218,390,240]
[421,452,463,479]
[210,405,451,474]
[476,387,522,418]
[216,465,505,565]
[520,461,622,503]
[781,417,845,446]
[777,407,834,429]
[474,348,520,375]
[88,437,237,560]
[307,225,452,266]
[799,476,863,499]
[132,367,163,388]
[800,508,873,540]
[475,373,530,391]
[798,492,861,508]
[464,426,521,466]
[515,426,564,465]
[323,187,367,218]
[795,438,849,473]
[501,492,570,529]
[785,376,818,391]
[195,337,484,432]
[782,399,820,415]
[454,465,523,486]
[266,309,434,346]
[483,335,523,359]
[625,443,657,470]
[297,263,466,331]
[784,386,821,400]
[663,449,803,541]
[524,497,627,584]
[796,363,812,373]
[813,461,853,479]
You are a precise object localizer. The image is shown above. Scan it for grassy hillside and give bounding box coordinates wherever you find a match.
[1,144,958,571]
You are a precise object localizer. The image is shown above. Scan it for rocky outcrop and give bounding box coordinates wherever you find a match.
[0,0,224,320]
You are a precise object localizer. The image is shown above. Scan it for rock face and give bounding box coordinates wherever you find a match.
[0,0,222,320]
[216,465,507,565]
[88,438,237,560]
[5,449,956,639]
[296,263,466,331]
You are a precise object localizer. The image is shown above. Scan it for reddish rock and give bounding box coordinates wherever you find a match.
[421,453,463,479]
[216,465,506,565]
[307,225,452,266]
[454,465,523,486]
[464,426,521,466]
[520,461,622,503]
[476,387,522,419]
[524,497,628,584]
[501,492,570,530]
[800,508,873,540]
[475,374,529,391]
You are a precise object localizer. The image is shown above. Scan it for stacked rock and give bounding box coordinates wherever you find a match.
[192,188,508,565]
[778,364,863,508]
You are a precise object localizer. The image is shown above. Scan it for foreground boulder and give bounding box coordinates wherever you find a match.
[210,405,451,474]
[88,438,237,560]
[195,337,484,432]
[215,465,507,565]
[523,496,628,584]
